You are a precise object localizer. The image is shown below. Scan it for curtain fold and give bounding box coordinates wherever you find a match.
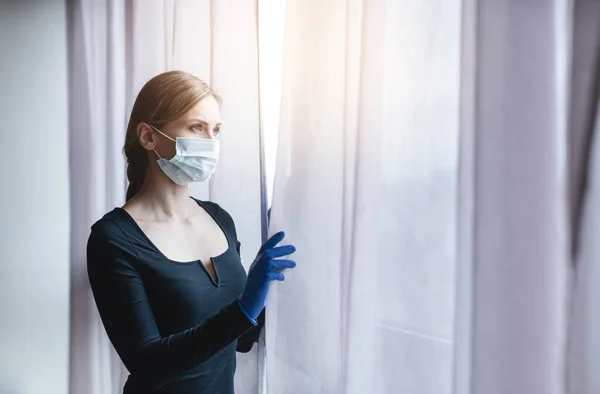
[567,2,600,393]
[266,1,461,393]
[454,2,600,394]
[569,99,600,394]
[68,1,128,393]
[567,0,600,253]
[454,1,577,394]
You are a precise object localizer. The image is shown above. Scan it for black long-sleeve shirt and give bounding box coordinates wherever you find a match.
[87,199,264,394]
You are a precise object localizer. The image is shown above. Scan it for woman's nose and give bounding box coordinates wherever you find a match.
[201,127,216,140]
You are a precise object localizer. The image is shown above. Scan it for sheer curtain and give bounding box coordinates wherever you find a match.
[68,1,128,393]
[454,2,572,393]
[567,1,600,393]
[265,1,461,393]
[68,1,263,393]
[456,2,600,394]
[265,1,600,394]
[569,94,600,394]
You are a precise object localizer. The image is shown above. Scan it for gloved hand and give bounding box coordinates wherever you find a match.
[238,231,296,321]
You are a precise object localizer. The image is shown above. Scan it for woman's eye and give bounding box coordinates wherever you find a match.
[214,128,221,134]
[191,124,203,131]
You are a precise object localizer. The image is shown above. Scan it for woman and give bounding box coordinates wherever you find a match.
[87,71,296,394]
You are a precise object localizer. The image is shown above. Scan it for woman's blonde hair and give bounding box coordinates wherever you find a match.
[123,71,221,201]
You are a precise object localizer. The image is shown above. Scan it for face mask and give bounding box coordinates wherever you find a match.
[150,125,220,185]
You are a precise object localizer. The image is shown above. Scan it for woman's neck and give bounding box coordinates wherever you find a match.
[127,171,194,221]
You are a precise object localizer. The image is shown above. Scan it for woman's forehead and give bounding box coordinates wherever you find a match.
[183,95,221,123]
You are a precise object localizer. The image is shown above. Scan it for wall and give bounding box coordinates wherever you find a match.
[0,1,70,393]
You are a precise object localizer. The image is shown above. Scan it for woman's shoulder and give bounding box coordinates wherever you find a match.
[192,198,237,230]
[193,198,232,218]
[87,210,140,277]
[88,209,135,249]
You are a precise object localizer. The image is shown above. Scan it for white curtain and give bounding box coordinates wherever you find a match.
[265,1,600,394]
[68,1,128,393]
[265,1,461,393]
[569,97,600,394]
[69,1,263,393]
[566,1,600,394]
[455,2,600,394]
[454,2,572,394]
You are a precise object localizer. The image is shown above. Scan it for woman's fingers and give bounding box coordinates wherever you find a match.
[266,271,285,281]
[270,259,296,270]
[265,245,296,259]
[259,231,285,253]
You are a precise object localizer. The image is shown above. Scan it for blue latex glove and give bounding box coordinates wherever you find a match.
[238,231,296,321]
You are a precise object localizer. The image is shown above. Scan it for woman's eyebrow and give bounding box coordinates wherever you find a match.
[187,118,222,126]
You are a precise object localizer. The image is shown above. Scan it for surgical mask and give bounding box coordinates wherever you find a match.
[151,125,219,185]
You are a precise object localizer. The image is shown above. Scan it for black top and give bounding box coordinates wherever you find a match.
[87,199,265,394]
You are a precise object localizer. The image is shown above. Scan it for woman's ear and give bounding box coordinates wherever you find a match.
[137,123,157,151]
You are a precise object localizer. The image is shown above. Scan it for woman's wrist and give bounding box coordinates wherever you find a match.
[236,299,258,325]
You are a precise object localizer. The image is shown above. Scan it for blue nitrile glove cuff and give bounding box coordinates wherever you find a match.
[237,299,258,326]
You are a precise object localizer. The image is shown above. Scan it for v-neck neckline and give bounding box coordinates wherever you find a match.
[116,198,231,286]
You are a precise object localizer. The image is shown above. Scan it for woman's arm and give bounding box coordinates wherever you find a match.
[87,219,256,388]
[234,239,265,353]
[236,308,265,353]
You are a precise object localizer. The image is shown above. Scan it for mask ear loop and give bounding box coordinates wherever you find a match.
[149,124,176,141]
[149,124,175,159]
